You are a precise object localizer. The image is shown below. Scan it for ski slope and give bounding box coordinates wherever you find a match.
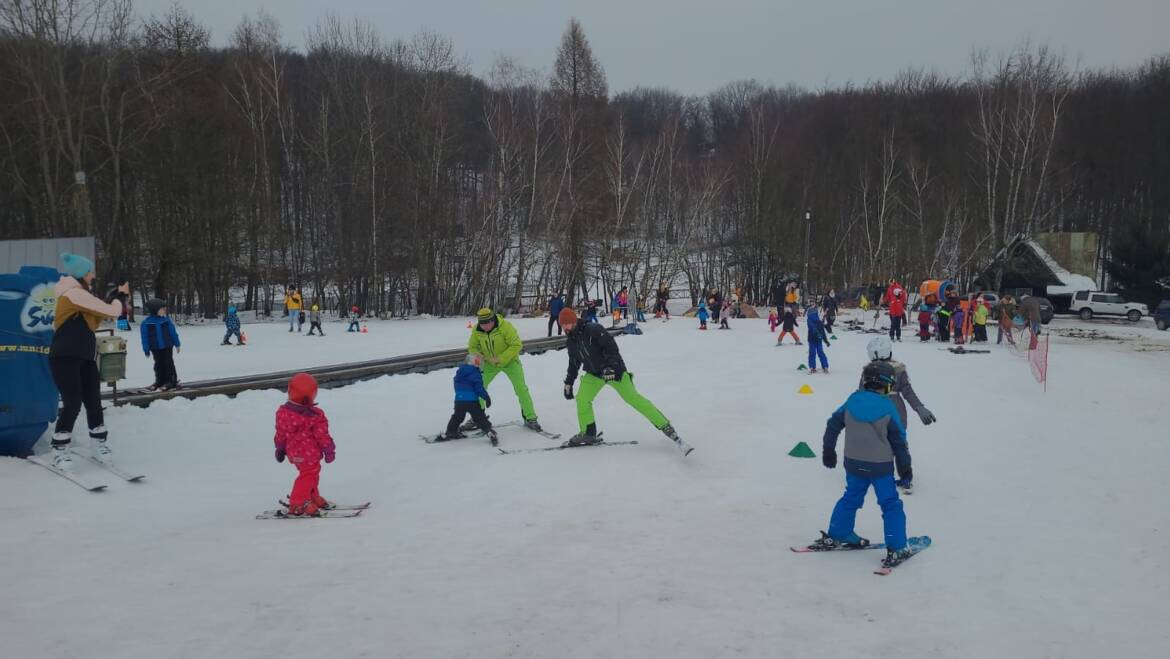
[2,310,1168,659]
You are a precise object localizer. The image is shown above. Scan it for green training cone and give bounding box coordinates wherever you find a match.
[788,441,816,458]
[830,335,838,340]
[797,363,807,371]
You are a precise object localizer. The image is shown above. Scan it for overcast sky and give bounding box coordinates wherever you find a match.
[133,0,1169,95]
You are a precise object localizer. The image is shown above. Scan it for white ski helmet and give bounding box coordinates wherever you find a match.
[867,336,893,361]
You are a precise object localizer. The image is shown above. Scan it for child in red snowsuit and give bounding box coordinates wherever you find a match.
[274,373,336,516]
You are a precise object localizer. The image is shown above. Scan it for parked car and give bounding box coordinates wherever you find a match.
[1071,290,1149,321]
[1155,300,1170,331]
[1019,295,1055,325]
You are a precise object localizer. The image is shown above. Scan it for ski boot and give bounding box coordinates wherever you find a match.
[460,415,489,433]
[285,500,322,517]
[565,432,602,447]
[441,430,467,441]
[811,530,870,550]
[523,418,543,432]
[488,430,499,447]
[50,432,73,469]
[90,426,112,461]
[660,423,680,442]
[882,547,913,569]
[808,368,818,373]
[221,340,231,346]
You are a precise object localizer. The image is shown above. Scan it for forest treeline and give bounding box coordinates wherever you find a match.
[2,0,1168,315]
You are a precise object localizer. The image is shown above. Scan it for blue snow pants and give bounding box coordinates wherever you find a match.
[828,471,906,550]
[808,340,828,370]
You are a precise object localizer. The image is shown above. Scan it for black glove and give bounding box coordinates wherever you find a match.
[918,408,936,425]
[563,383,574,400]
[602,367,616,382]
[483,395,492,409]
[822,448,837,469]
[275,447,286,463]
[897,465,912,485]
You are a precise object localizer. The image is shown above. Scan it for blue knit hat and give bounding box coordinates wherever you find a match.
[228,306,237,314]
[60,253,94,279]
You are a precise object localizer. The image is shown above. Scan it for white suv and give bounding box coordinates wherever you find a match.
[1072,290,1149,322]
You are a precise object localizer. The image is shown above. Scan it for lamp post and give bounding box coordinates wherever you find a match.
[802,210,812,294]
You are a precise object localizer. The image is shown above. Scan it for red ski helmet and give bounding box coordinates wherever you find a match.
[288,372,318,405]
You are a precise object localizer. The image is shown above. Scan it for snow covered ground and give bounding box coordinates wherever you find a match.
[3,309,1169,658]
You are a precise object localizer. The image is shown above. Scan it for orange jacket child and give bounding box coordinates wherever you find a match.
[274,373,336,516]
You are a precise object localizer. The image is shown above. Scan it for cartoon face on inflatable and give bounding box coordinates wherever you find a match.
[21,283,56,333]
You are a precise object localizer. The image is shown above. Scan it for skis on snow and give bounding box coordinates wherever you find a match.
[493,420,562,440]
[874,536,932,575]
[793,532,932,575]
[497,433,639,454]
[70,450,145,482]
[259,500,371,519]
[25,455,108,491]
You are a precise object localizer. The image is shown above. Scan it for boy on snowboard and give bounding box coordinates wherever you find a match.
[274,373,336,517]
[821,361,914,568]
[440,354,498,445]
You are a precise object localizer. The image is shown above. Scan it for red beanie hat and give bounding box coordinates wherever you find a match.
[558,307,578,327]
[288,372,318,405]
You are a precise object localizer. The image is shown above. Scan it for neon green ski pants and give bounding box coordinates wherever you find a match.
[575,372,669,433]
[481,359,537,421]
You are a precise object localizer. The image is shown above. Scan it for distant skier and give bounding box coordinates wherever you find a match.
[884,282,906,342]
[347,305,361,332]
[821,289,840,333]
[806,306,830,373]
[140,298,181,391]
[972,300,989,343]
[307,304,325,336]
[776,307,801,345]
[284,286,303,333]
[548,291,566,337]
[916,303,934,342]
[768,309,780,332]
[952,304,966,345]
[821,360,914,568]
[996,295,1017,346]
[466,308,543,432]
[654,283,671,319]
[274,373,336,517]
[439,354,498,445]
[697,300,709,330]
[719,298,732,329]
[558,308,688,453]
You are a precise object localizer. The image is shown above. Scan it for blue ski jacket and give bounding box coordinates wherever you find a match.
[823,390,910,477]
[140,315,181,353]
[807,310,827,343]
[453,364,490,402]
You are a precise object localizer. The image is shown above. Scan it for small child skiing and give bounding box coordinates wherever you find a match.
[274,373,336,517]
[768,309,779,332]
[307,304,325,336]
[223,305,245,345]
[776,307,801,345]
[917,303,934,342]
[952,305,966,345]
[820,360,914,568]
[440,354,498,445]
[347,305,361,332]
[140,298,181,391]
[719,299,732,329]
[697,301,709,330]
[806,306,830,373]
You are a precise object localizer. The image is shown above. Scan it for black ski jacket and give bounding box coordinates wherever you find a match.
[564,323,626,385]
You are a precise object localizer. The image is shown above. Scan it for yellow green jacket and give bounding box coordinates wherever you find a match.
[468,314,523,366]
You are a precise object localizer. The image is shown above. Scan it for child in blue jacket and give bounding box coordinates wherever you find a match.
[441,354,497,445]
[140,298,181,390]
[697,301,709,330]
[820,361,914,567]
[222,305,245,345]
[806,307,830,372]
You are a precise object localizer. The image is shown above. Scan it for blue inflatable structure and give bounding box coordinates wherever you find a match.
[0,266,59,457]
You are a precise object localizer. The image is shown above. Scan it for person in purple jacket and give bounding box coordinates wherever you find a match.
[438,354,498,445]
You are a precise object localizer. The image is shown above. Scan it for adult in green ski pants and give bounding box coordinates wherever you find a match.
[467,308,542,431]
[558,307,688,452]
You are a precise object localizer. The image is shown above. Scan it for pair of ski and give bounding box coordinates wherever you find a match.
[26,451,146,492]
[498,434,694,456]
[257,500,371,520]
[791,532,932,575]
[421,419,562,444]
[945,346,991,354]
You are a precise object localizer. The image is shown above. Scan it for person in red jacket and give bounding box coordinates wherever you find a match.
[883,280,907,342]
[274,373,336,516]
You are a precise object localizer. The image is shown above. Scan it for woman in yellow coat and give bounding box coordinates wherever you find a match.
[284,286,303,332]
[466,308,542,432]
